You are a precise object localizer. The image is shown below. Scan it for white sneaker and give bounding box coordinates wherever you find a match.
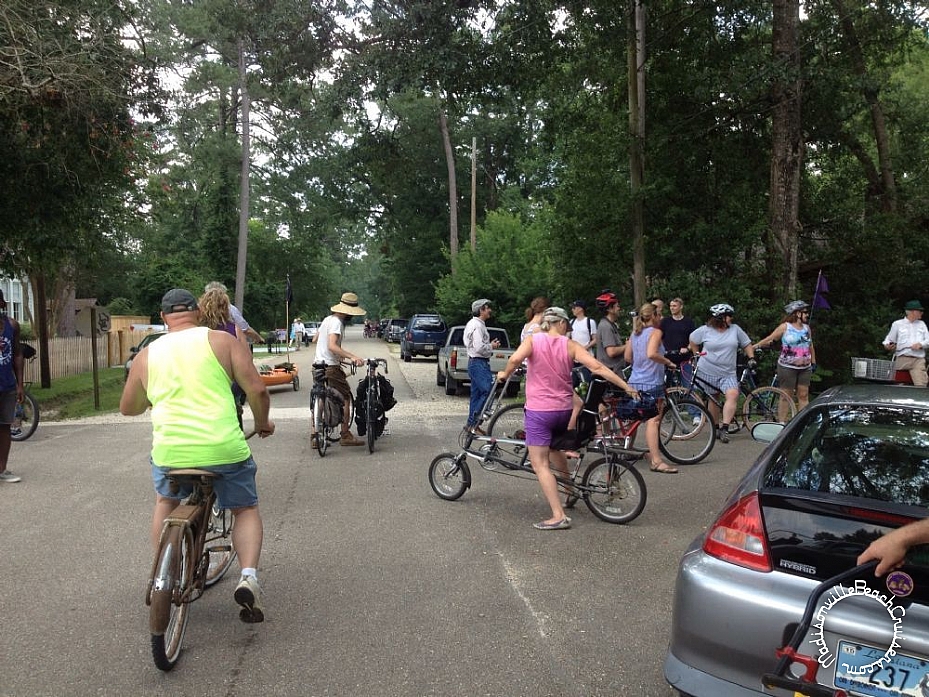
[0,471,22,483]
[234,575,264,623]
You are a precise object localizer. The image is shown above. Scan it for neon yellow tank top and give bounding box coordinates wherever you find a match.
[148,327,251,467]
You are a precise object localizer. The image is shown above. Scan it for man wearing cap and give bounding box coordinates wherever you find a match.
[312,292,367,446]
[0,289,24,483]
[464,299,500,434]
[568,300,597,385]
[883,300,929,387]
[121,288,275,622]
[595,292,627,376]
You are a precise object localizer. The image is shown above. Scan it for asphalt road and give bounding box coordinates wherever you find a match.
[0,326,767,697]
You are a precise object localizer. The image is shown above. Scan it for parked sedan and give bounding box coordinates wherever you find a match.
[665,384,929,697]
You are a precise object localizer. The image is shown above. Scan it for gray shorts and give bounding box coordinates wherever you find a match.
[0,390,16,424]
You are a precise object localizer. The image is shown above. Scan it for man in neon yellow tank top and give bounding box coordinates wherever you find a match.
[121,288,275,623]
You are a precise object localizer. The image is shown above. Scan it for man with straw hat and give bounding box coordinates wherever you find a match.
[312,292,367,446]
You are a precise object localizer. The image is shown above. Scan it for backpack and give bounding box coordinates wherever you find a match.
[551,377,608,451]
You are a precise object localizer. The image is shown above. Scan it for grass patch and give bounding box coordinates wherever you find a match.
[30,368,126,420]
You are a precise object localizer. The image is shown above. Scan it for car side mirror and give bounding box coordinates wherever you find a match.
[751,421,784,443]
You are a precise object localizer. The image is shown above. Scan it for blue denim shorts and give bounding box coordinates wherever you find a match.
[151,457,259,509]
[524,408,572,447]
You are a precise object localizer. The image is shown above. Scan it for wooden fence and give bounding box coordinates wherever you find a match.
[23,330,157,383]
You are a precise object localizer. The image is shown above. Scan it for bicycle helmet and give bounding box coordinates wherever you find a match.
[709,303,735,318]
[784,300,809,315]
[595,290,619,310]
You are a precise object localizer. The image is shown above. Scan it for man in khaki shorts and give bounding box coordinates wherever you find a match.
[883,299,929,387]
[312,292,367,446]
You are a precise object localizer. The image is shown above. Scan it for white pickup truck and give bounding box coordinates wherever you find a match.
[436,325,522,397]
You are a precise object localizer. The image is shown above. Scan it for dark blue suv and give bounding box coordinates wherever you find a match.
[400,314,448,362]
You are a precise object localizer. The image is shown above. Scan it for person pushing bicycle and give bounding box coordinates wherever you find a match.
[120,288,275,623]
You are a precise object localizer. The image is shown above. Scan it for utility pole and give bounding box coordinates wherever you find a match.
[234,39,250,311]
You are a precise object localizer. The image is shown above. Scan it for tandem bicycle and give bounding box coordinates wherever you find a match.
[428,375,650,524]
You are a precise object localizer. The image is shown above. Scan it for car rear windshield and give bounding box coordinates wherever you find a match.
[413,317,445,331]
[763,404,929,508]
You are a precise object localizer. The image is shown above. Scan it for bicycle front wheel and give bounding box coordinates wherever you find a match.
[366,386,376,454]
[150,525,192,672]
[582,457,647,524]
[428,453,470,500]
[659,399,716,465]
[204,505,236,587]
[10,391,38,442]
[742,386,797,427]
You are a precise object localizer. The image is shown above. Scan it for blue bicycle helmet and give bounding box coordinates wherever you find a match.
[784,300,809,315]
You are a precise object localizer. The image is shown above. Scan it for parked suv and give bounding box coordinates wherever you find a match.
[400,314,448,361]
[384,318,408,344]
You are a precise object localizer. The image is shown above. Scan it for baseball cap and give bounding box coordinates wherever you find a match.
[161,288,199,314]
[570,299,587,309]
[471,298,492,314]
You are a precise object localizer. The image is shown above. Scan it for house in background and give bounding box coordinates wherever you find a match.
[0,278,34,325]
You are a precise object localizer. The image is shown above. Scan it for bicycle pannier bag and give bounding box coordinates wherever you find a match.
[322,387,344,427]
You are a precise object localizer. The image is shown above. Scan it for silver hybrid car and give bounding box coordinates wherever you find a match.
[665,384,929,697]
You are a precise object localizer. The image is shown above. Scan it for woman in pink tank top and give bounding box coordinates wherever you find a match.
[497,307,638,531]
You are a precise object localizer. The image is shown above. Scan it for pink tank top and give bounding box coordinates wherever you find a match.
[526,333,574,411]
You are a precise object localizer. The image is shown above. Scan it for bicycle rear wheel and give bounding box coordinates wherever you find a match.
[581,457,647,524]
[742,386,797,427]
[428,453,470,500]
[150,525,192,672]
[485,403,527,460]
[10,391,38,441]
[659,399,715,465]
[312,394,329,457]
[204,505,236,587]
[660,388,707,440]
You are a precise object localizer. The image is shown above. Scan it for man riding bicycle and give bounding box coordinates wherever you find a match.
[120,288,275,623]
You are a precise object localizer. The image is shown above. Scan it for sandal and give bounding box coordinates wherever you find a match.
[650,462,679,474]
[533,517,572,530]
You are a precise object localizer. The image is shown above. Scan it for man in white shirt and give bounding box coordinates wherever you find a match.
[313,292,367,446]
[569,299,597,384]
[464,298,499,434]
[883,299,929,386]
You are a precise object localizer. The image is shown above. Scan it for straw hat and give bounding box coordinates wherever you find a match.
[331,292,366,316]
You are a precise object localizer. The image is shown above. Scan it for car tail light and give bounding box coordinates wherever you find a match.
[450,352,457,369]
[703,492,772,572]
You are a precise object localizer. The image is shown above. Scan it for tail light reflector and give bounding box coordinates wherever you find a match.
[703,492,772,572]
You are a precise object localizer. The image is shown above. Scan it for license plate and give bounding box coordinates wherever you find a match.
[424,344,434,350]
[833,641,929,697]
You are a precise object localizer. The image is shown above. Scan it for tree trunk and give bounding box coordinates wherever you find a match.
[628,0,646,307]
[831,0,898,214]
[235,39,250,311]
[768,0,803,299]
[439,106,459,267]
[52,263,77,337]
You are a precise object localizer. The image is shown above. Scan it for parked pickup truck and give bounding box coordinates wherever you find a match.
[437,325,522,397]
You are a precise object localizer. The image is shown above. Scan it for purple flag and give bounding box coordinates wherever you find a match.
[285,275,293,305]
[812,271,830,310]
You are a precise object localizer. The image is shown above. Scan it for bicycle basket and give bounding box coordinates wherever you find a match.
[613,392,659,420]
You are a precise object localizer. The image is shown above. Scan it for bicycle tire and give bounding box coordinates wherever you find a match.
[10,391,38,442]
[485,403,527,460]
[581,457,647,524]
[659,399,716,465]
[204,505,236,587]
[661,388,707,441]
[366,382,376,453]
[312,393,329,457]
[150,525,192,671]
[428,452,470,500]
[742,386,797,427]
